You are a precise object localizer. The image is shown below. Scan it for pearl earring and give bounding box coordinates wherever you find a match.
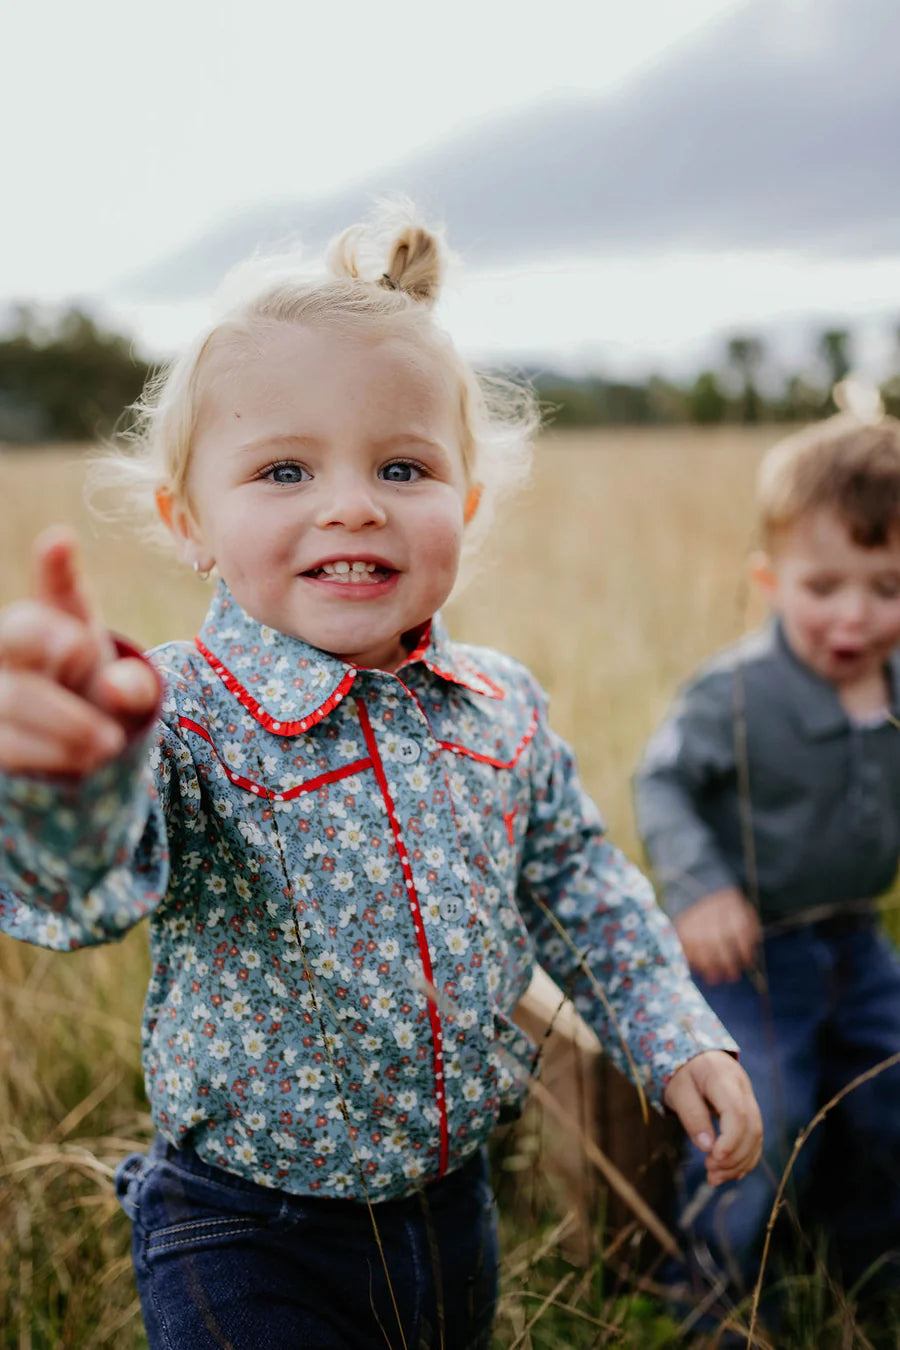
[193,561,212,581]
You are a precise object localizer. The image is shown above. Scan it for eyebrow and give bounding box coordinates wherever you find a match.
[239,433,322,454]
[240,432,451,458]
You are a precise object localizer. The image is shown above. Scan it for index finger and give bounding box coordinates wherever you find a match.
[710,1077,761,1165]
[33,528,100,628]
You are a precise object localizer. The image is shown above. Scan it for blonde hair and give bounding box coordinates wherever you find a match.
[90,201,538,572]
[758,399,900,550]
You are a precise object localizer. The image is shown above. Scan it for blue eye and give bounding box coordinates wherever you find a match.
[265,461,309,485]
[380,461,423,483]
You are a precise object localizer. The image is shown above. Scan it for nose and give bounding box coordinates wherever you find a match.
[836,588,868,629]
[314,473,387,531]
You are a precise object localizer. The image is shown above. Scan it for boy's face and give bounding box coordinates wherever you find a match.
[759,509,900,688]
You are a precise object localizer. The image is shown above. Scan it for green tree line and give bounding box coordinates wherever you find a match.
[0,305,152,443]
[534,327,900,428]
[2,305,900,443]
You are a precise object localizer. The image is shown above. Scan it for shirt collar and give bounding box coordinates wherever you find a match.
[771,618,900,739]
[195,583,503,737]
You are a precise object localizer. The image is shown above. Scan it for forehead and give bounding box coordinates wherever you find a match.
[775,509,900,570]
[196,321,459,434]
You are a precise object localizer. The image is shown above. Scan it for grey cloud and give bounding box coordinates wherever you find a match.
[123,0,900,300]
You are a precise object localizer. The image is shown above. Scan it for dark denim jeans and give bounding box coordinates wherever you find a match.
[115,1136,498,1350]
[674,919,900,1313]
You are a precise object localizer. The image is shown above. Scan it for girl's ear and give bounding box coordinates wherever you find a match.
[749,549,777,600]
[463,483,483,525]
[155,486,214,573]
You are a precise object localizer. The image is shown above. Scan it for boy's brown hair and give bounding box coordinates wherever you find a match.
[758,410,900,549]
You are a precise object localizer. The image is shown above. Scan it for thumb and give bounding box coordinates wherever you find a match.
[99,657,161,722]
[665,1066,716,1153]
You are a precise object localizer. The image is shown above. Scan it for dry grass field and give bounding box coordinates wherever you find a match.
[0,428,890,1348]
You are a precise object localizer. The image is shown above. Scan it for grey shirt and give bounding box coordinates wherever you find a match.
[633,621,900,924]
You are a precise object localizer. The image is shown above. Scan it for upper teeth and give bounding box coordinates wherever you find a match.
[321,561,377,574]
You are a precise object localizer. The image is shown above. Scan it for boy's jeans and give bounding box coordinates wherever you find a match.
[115,1134,498,1350]
[675,918,900,1307]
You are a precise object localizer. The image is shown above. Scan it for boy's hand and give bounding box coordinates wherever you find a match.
[675,886,761,983]
[0,529,159,776]
[663,1049,762,1185]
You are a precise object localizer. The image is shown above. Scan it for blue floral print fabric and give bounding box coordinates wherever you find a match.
[0,584,733,1200]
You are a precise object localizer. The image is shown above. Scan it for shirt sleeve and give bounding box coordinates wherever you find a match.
[515,683,737,1107]
[632,670,739,920]
[0,700,195,950]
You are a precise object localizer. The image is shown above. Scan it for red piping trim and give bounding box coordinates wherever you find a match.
[354,695,449,1178]
[178,717,371,799]
[425,660,505,700]
[196,640,355,736]
[396,620,506,700]
[435,707,539,769]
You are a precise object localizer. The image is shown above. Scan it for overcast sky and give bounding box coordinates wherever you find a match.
[5,0,899,375]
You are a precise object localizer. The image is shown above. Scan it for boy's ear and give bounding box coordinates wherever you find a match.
[155,486,214,572]
[749,549,778,599]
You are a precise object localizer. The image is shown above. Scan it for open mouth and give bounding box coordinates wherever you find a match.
[302,560,396,585]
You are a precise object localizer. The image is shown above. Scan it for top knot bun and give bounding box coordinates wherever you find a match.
[327,199,445,308]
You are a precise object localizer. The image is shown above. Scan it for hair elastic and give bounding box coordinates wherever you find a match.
[380,273,400,291]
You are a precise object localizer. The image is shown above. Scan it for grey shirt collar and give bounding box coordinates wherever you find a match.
[771,618,900,740]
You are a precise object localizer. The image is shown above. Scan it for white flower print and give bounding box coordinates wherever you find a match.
[337,822,365,851]
[296,1065,325,1090]
[222,994,252,1020]
[369,987,396,1019]
[245,1110,267,1131]
[237,819,265,847]
[221,741,246,770]
[264,973,288,999]
[310,951,338,980]
[363,857,389,885]
[241,1031,266,1059]
[209,1038,231,1061]
[444,927,469,955]
[393,1022,415,1049]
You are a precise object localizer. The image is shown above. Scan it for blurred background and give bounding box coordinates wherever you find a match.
[2,2,899,1346]
[4,0,900,440]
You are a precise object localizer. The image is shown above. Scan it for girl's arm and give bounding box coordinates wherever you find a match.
[515,683,760,1182]
[0,532,177,947]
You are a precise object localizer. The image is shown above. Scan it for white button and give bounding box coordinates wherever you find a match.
[440,896,464,922]
[395,738,420,764]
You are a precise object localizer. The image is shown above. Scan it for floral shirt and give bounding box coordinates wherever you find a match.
[0,584,731,1201]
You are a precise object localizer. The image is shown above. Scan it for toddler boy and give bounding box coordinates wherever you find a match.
[635,406,900,1315]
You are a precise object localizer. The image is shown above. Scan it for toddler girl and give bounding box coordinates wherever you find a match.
[0,206,760,1349]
